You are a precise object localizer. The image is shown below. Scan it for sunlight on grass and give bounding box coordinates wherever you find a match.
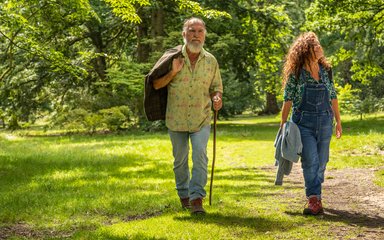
[2,134,21,141]
[83,210,335,240]
[376,170,384,187]
[0,113,383,239]
[50,169,86,180]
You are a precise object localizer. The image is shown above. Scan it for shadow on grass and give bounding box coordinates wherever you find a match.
[285,208,384,229]
[212,167,302,199]
[0,139,175,224]
[174,212,291,232]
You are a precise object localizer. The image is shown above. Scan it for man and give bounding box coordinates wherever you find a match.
[153,17,223,214]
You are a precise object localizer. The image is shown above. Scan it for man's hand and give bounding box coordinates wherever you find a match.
[212,94,222,111]
[171,56,184,75]
[153,56,184,90]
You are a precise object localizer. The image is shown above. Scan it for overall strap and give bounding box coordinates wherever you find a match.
[300,68,306,82]
[327,68,333,82]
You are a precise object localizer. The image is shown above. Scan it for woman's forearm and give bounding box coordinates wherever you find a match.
[331,99,341,124]
[280,101,292,127]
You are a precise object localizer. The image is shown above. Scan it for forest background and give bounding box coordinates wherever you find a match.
[1,1,384,239]
[1,0,384,131]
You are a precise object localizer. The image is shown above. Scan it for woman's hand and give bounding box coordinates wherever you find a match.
[335,122,342,139]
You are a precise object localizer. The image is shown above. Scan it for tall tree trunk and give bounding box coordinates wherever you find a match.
[264,92,280,114]
[151,4,165,52]
[86,19,107,81]
[136,1,165,62]
[89,30,107,81]
[136,7,150,63]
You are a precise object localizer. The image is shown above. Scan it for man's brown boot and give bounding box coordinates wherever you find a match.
[190,198,205,214]
[180,197,191,209]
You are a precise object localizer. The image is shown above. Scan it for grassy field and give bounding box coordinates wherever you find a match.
[0,113,383,239]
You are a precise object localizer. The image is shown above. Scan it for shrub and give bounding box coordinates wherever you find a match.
[99,106,135,131]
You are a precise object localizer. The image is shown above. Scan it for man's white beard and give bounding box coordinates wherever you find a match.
[184,38,204,53]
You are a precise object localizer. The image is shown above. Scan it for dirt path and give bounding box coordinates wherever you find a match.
[286,166,384,239]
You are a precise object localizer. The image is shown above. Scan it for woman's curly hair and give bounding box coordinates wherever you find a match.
[282,32,331,87]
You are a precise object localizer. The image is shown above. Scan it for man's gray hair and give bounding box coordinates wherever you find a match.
[182,17,206,34]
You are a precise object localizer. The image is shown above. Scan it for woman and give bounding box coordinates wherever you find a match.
[280,32,342,215]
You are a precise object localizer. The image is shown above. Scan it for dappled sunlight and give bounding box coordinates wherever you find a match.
[50,168,87,181]
[98,146,138,156]
[211,140,275,168]
[1,114,383,239]
[119,164,154,173]
[90,210,312,240]
[221,114,280,124]
[0,133,23,141]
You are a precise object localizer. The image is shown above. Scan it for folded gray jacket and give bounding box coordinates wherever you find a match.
[274,121,302,185]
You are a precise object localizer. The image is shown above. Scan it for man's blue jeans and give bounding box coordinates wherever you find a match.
[293,111,333,199]
[168,125,210,201]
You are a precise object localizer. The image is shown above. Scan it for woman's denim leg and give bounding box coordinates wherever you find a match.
[299,113,333,198]
[317,114,333,185]
[299,121,321,198]
[168,130,190,199]
[189,125,210,201]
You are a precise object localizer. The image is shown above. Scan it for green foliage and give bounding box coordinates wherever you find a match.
[99,106,135,131]
[202,0,293,114]
[305,0,384,100]
[353,96,384,120]
[350,61,384,85]
[219,70,258,117]
[104,0,150,23]
[52,106,136,132]
[0,0,95,127]
[176,0,231,19]
[336,83,361,114]
[336,83,384,119]
[84,113,104,133]
[53,108,89,132]
[1,0,384,130]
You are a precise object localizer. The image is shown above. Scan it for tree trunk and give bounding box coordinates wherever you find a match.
[264,92,280,114]
[151,5,165,52]
[136,7,150,63]
[136,1,165,62]
[86,20,107,81]
[90,31,107,81]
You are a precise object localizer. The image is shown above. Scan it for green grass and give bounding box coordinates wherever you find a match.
[0,113,383,239]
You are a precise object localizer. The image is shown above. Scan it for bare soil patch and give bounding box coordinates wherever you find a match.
[285,166,384,239]
[0,223,72,240]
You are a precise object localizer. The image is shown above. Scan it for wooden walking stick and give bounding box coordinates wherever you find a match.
[209,110,218,206]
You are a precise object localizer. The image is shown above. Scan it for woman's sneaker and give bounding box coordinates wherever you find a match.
[303,196,324,215]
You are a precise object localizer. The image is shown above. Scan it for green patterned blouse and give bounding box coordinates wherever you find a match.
[283,66,337,111]
[166,45,223,132]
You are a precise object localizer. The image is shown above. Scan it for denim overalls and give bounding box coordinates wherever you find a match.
[291,67,334,199]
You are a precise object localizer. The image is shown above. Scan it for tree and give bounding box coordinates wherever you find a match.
[0,0,232,129]
[0,0,93,128]
[198,0,293,114]
[305,0,384,110]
